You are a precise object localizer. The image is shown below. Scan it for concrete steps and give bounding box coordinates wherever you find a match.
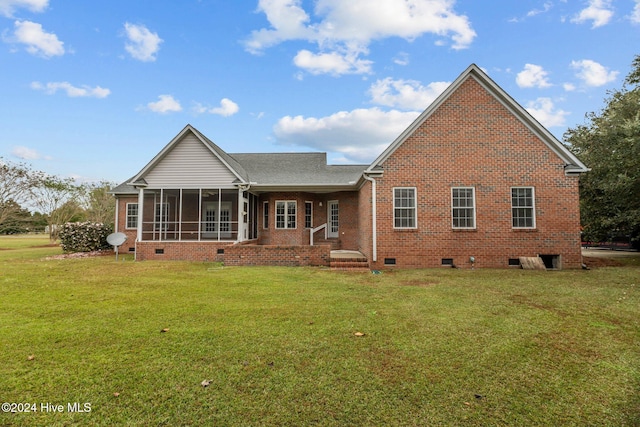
[330,250,369,271]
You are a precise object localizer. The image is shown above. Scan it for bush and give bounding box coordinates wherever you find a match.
[59,221,113,253]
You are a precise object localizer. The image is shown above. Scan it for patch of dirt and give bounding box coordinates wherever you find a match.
[44,250,112,260]
[582,256,624,268]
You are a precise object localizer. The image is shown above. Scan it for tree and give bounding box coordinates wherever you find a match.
[30,175,83,240]
[82,181,116,225]
[565,55,640,248]
[0,201,32,234]
[0,158,38,228]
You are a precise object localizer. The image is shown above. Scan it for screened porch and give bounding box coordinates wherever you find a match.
[138,188,258,242]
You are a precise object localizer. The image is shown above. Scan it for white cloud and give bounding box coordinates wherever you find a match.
[393,52,410,66]
[274,107,420,163]
[31,81,110,98]
[516,64,552,88]
[194,98,240,117]
[11,145,41,160]
[563,82,576,91]
[527,1,552,17]
[7,20,64,58]
[525,97,569,128]
[0,0,48,17]
[630,0,640,23]
[245,0,476,75]
[293,49,372,75]
[571,0,614,28]
[147,95,182,114]
[369,78,450,110]
[124,22,162,62]
[570,59,618,86]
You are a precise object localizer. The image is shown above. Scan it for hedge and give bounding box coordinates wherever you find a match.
[59,222,113,253]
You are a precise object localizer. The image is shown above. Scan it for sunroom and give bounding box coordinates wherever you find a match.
[136,187,259,242]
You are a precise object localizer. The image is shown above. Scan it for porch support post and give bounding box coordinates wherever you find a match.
[136,188,144,242]
[237,187,244,242]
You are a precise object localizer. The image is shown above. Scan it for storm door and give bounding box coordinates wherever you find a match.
[328,200,339,238]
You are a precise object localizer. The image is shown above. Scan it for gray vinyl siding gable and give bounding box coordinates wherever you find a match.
[143,133,238,187]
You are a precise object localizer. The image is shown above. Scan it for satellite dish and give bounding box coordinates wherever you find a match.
[107,232,127,247]
[106,232,128,261]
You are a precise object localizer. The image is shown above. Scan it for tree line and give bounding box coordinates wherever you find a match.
[0,159,115,239]
[565,54,640,249]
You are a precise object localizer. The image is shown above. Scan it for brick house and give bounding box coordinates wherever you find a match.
[111,64,588,269]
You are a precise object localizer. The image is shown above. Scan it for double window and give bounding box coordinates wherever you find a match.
[511,187,535,228]
[276,201,296,229]
[452,187,476,229]
[393,188,417,228]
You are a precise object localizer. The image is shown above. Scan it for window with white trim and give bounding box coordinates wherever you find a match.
[126,203,138,229]
[276,201,296,229]
[511,187,535,228]
[393,187,417,228]
[452,187,475,229]
[263,201,269,229]
[305,201,313,228]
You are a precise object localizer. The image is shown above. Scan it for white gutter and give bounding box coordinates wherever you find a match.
[362,173,378,262]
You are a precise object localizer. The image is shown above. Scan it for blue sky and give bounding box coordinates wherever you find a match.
[1,0,639,184]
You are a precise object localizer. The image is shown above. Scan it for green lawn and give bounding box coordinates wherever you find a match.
[1,237,638,426]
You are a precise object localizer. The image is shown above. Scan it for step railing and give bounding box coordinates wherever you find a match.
[310,223,327,246]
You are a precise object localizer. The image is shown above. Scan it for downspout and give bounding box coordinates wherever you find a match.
[362,173,378,262]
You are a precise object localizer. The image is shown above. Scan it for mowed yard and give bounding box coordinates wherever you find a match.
[1,236,639,426]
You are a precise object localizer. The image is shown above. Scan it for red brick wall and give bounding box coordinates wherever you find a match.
[115,196,138,253]
[258,191,359,250]
[368,76,583,269]
[135,241,331,266]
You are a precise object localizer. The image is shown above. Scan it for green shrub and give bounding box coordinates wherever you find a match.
[58,221,113,252]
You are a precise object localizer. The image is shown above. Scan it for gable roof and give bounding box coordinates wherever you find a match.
[366,64,588,175]
[128,124,249,187]
[111,125,367,194]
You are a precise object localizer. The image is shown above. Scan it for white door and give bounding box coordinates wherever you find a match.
[202,202,232,239]
[328,201,339,238]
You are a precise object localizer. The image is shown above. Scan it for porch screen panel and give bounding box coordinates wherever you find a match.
[180,190,200,240]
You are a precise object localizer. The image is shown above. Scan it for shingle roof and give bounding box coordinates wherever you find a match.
[110,148,367,194]
[229,153,366,186]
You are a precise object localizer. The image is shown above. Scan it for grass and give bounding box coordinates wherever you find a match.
[1,236,639,426]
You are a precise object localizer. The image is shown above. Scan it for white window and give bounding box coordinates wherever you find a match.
[276,201,296,229]
[305,201,313,228]
[263,201,269,229]
[452,187,475,229]
[393,188,417,228]
[511,187,536,228]
[126,203,138,229]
